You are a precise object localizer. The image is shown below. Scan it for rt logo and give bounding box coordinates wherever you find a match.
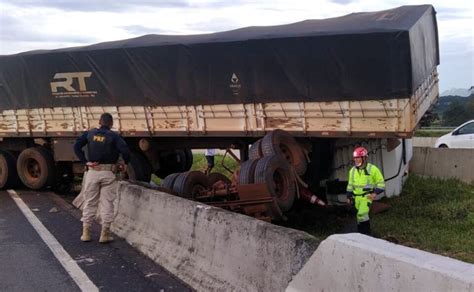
[50,72,97,98]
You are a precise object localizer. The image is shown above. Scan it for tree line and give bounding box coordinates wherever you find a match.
[421,94,474,127]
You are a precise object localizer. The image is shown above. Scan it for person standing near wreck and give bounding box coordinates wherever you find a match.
[74,113,130,243]
[204,148,217,175]
[346,146,385,236]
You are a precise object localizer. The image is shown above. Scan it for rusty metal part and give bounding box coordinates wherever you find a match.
[138,138,151,152]
[237,183,284,221]
[369,201,391,215]
[194,182,281,222]
[299,186,326,206]
[194,183,235,200]
[218,148,240,175]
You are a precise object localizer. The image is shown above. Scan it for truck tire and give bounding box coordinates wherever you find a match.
[238,159,259,185]
[0,150,20,189]
[261,129,307,175]
[17,147,56,190]
[248,139,263,160]
[161,173,181,191]
[208,172,231,186]
[254,155,296,212]
[173,171,210,199]
[127,152,152,182]
[155,149,189,178]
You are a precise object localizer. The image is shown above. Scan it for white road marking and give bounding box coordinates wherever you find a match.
[7,189,98,292]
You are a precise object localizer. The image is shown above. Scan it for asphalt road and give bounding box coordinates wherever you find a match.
[0,190,193,292]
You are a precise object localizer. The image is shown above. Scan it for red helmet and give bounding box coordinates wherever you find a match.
[353,146,368,158]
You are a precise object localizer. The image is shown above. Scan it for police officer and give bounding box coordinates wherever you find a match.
[74,113,130,243]
[346,146,385,235]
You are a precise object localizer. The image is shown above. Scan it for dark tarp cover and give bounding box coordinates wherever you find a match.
[0,5,439,110]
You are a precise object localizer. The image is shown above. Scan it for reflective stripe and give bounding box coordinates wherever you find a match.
[358,214,370,222]
[352,184,375,188]
[349,164,385,195]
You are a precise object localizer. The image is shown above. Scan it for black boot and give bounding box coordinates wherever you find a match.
[357,220,371,236]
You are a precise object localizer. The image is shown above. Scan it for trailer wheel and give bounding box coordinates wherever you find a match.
[155,149,190,178]
[127,152,152,182]
[0,150,20,189]
[161,173,181,191]
[173,171,210,199]
[261,129,307,175]
[17,147,56,189]
[208,172,231,186]
[248,139,263,160]
[254,155,296,212]
[238,159,259,185]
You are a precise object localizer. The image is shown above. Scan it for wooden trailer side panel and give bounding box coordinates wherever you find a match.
[0,71,438,139]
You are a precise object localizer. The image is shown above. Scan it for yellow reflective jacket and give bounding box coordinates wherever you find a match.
[346,163,385,195]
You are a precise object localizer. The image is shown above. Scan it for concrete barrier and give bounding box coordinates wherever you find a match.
[287,233,474,292]
[412,137,438,147]
[111,182,320,292]
[410,147,474,183]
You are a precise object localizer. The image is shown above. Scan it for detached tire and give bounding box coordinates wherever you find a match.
[173,171,210,199]
[238,159,259,185]
[254,155,296,212]
[248,139,263,160]
[261,129,307,175]
[0,150,20,189]
[17,147,56,190]
[161,173,181,191]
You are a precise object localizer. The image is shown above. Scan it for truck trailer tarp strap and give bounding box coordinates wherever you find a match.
[0,5,439,110]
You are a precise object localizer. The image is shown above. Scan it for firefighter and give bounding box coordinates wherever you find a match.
[74,113,130,243]
[346,146,385,235]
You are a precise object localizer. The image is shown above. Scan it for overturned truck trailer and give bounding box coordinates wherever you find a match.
[0,5,438,211]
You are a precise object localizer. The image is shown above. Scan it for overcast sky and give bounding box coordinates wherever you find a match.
[0,0,472,92]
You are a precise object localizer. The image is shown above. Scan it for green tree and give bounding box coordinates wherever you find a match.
[442,100,470,126]
[466,95,474,120]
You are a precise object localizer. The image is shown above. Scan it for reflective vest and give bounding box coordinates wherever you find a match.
[346,163,385,195]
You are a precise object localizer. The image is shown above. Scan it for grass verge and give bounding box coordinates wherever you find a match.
[373,175,474,263]
[151,153,239,185]
[414,130,451,137]
[190,153,239,178]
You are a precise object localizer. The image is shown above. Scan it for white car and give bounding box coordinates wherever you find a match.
[434,120,474,148]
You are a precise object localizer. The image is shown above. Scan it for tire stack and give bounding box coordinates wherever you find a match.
[161,170,219,199]
[239,129,308,214]
[161,170,233,198]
